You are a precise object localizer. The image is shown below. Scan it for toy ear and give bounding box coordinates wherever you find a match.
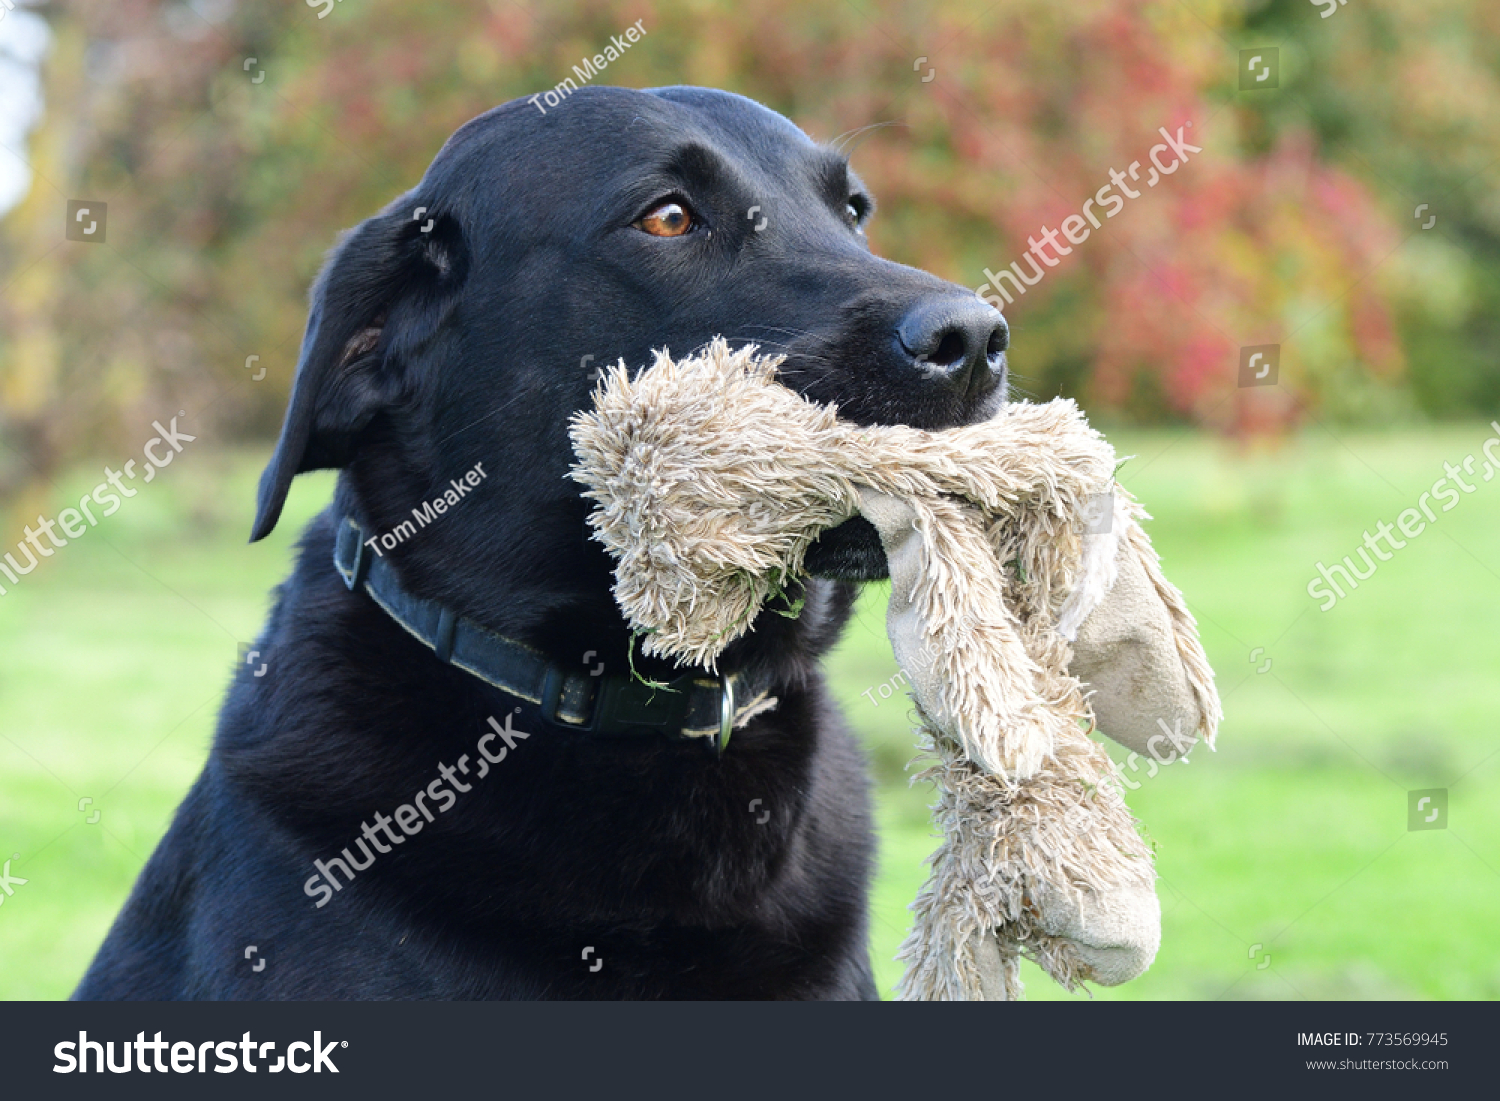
[249,201,468,542]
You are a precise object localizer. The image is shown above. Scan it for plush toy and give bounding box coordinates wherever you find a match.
[569,340,1221,1000]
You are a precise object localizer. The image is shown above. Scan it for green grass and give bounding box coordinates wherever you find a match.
[3,426,1498,1000]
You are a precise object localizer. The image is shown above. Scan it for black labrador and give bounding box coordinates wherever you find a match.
[74,86,1008,1000]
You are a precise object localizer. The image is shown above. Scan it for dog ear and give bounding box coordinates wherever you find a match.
[249,202,468,542]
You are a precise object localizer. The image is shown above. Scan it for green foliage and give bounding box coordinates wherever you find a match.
[7,0,1489,502]
[1239,0,1500,419]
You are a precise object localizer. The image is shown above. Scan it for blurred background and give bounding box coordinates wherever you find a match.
[1,0,1497,999]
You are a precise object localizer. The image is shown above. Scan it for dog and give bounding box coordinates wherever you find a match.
[74,86,1010,1000]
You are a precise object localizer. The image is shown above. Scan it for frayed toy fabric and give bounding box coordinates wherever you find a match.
[569,339,1221,1000]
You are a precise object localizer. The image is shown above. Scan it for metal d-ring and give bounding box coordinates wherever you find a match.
[716,673,736,756]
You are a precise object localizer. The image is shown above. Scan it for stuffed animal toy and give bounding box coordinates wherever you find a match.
[569,339,1221,1000]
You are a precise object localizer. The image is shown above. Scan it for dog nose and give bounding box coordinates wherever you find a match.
[896,297,1009,397]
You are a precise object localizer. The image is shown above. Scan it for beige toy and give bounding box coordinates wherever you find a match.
[570,340,1220,1000]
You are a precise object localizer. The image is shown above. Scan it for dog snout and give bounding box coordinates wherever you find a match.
[896,297,1008,399]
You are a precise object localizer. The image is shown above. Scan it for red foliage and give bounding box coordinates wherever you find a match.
[0,0,1411,485]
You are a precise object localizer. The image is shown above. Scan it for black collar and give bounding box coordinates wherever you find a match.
[332,516,772,755]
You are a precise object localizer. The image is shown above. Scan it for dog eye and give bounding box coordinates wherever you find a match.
[846,198,868,231]
[636,201,695,237]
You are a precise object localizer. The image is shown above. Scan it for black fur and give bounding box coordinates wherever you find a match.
[74,86,1008,1000]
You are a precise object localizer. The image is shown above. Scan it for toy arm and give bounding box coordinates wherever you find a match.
[858,488,1162,1000]
[1069,510,1221,759]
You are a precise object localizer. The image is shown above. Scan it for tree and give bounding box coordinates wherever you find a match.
[0,0,1424,502]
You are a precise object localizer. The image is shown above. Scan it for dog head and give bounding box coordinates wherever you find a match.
[250,87,1009,637]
